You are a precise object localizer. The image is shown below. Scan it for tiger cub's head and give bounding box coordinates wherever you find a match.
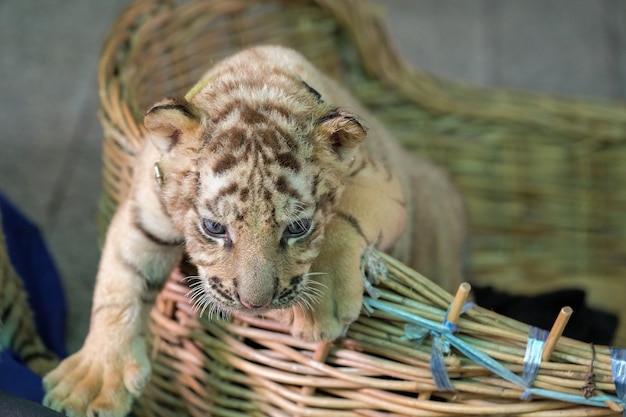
[144,65,365,317]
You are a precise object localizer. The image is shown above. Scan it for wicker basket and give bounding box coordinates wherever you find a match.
[96,0,626,415]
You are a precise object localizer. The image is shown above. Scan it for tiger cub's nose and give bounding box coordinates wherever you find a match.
[236,291,273,310]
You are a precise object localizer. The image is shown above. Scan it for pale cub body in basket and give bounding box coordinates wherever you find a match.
[44,45,466,416]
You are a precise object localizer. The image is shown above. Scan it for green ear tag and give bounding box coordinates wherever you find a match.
[185,77,212,101]
[154,162,164,186]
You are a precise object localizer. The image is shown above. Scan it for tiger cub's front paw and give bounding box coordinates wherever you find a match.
[43,337,150,417]
[289,275,363,342]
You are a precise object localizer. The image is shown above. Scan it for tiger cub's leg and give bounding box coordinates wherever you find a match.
[288,156,407,341]
[43,196,183,417]
[0,213,59,376]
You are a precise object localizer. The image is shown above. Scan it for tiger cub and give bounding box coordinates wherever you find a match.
[44,45,466,416]
[0,212,59,377]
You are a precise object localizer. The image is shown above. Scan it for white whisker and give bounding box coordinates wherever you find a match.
[291,270,329,312]
[184,275,202,284]
[182,275,229,320]
[186,284,206,309]
[199,299,210,318]
[188,288,204,300]
[296,292,316,311]
[302,288,323,304]
[302,272,327,277]
[303,278,328,291]
[306,288,324,301]
[296,298,312,313]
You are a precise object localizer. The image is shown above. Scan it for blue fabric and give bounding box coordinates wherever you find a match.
[0,195,67,403]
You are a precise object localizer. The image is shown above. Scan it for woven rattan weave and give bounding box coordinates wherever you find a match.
[96,0,626,415]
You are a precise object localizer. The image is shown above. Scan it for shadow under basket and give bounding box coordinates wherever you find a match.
[96,0,626,415]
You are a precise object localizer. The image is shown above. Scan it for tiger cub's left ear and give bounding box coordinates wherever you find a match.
[144,98,202,154]
[316,110,367,161]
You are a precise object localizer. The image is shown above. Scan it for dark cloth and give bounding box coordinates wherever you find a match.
[0,391,63,417]
[474,285,618,345]
[0,195,67,403]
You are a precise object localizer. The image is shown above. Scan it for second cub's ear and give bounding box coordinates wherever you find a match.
[144,98,202,154]
[316,110,367,161]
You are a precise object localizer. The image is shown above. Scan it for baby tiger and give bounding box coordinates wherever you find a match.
[44,45,466,416]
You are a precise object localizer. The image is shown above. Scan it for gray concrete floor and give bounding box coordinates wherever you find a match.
[1,0,624,354]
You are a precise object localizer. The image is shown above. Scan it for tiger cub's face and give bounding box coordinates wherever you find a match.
[144,72,365,317]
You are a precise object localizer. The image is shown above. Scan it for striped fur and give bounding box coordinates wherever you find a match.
[0,212,59,376]
[44,46,466,417]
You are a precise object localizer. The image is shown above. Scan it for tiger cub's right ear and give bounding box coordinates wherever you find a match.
[144,98,202,154]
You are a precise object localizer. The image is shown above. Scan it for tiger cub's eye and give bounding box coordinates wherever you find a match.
[202,219,226,237]
[284,219,313,239]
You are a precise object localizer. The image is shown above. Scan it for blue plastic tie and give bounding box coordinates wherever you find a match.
[430,335,455,391]
[426,302,475,391]
[442,319,458,333]
[442,301,475,333]
[364,297,626,408]
[520,327,549,400]
[611,347,626,416]
[402,324,429,345]
[364,297,625,408]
